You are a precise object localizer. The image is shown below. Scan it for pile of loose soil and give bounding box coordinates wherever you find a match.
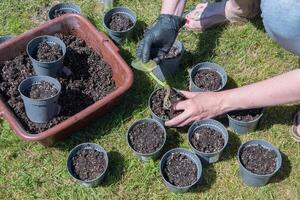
[128,121,165,154]
[54,10,77,18]
[24,81,58,99]
[164,46,181,59]
[108,13,134,32]
[240,144,277,175]
[35,41,63,62]
[0,33,116,134]
[72,149,106,181]
[164,153,197,187]
[191,127,225,153]
[193,69,222,91]
[150,88,186,120]
[229,108,262,122]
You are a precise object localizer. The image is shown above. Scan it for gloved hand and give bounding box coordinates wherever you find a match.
[137,14,185,63]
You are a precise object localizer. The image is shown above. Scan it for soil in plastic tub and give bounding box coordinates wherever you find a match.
[24,81,58,99]
[108,13,134,32]
[229,108,262,122]
[54,10,77,18]
[193,69,222,91]
[240,144,277,175]
[163,153,197,187]
[72,149,106,181]
[34,41,63,62]
[129,121,165,154]
[191,127,225,153]
[150,88,186,120]
[0,33,116,134]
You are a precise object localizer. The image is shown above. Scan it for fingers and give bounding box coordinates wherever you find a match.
[179,90,197,99]
[142,34,154,63]
[173,100,188,111]
[165,110,191,127]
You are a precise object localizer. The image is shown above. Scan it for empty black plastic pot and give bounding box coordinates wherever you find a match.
[188,119,228,164]
[27,35,66,77]
[103,7,137,44]
[0,35,14,44]
[237,139,282,187]
[18,76,61,123]
[190,62,227,92]
[126,118,167,161]
[67,143,109,187]
[48,3,81,20]
[152,40,184,82]
[160,148,202,193]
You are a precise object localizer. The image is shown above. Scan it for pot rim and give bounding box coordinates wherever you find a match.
[48,3,81,20]
[227,108,264,124]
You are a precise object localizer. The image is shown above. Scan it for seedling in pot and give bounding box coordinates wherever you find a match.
[149,87,186,126]
[160,148,202,193]
[127,118,166,161]
[48,3,81,20]
[237,140,282,187]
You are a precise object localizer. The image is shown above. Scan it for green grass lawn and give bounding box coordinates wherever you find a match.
[0,0,300,199]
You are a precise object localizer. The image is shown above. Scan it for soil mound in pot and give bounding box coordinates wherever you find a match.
[129,121,165,154]
[193,69,222,91]
[0,33,116,134]
[163,153,197,187]
[34,41,63,62]
[24,81,58,99]
[229,108,262,122]
[240,144,277,175]
[150,88,186,120]
[72,149,106,181]
[191,127,225,153]
[108,13,134,32]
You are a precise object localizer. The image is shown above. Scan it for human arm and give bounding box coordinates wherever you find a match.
[166,69,300,127]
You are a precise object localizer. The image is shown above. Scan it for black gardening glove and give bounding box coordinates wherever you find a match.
[137,14,185,63]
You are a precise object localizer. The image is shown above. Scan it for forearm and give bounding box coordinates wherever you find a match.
[219,69,300,112]
[161,0,186,16]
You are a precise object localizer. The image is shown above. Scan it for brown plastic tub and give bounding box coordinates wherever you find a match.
[0,14,133,146]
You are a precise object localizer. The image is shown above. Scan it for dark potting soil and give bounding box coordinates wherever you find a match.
[35,41,63,62]
[193,69,222,91]
[229,108,262,122]
[72,149,106,181]
[164,46,181,59]
[164,153,197,187]
[0,33,116,134]
[108,13,134,32]
[54,10,77,18]
[150,88,186,120]
[240,144,277,175]
[191,127,225,153]
[128,121,165,154]
[24,81,58,99]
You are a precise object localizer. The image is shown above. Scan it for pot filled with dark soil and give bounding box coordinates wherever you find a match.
[67,143,109,187]
[103,7,136,44]
[237,139,282,187]
[151,40,184,82]
[149,87,186,126]
[18,76,61,123]
[160,148,202,192]
[48,3,81,20]
[0,35,14,44]
[228,108,264,134]
[188,119,228,164]
[27,35,66,77]
[127,118,166,161]
[190,62,227,92]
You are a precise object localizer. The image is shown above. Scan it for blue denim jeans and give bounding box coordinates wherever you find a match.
[261,0,300,55]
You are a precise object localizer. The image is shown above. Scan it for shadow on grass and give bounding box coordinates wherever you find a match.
[190,164,217,193]
[220,130,242,162]
[102,151,125,186]
[161,129,182,154]
[269,151,292,183]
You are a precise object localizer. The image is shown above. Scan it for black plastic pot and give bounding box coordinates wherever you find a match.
[67,143,109,187]
[27,35,66,77]
[0,35,14,44]
[160,148,202,193]
[126,118,166,161]
[190,62,227,92]
[152,40,184,82]
[48,3,81,20]
[188,119,228,164]
[18,76,61,123]
[227,109,264,134]
[103,7,137,44]
[237,139,282,187]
